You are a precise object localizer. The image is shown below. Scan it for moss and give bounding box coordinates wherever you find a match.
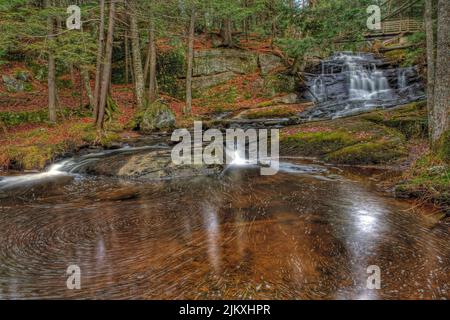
[326,139,407,164]
[384,49,406,65]
[244,107,297,119]
[361,101,428,139]
[4,145,58,170]
[282,131,359,156]
[0,110,49,126]
[280,113,409,165]
[396,153,450,210]
[0,121,122,171]
[437,130,450,164]
[256,100,275,108]
[261,73,296,97]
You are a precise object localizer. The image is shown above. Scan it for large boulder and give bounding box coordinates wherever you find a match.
[74,148,222,180]
[137,101,176,133]
[258,53,285,75]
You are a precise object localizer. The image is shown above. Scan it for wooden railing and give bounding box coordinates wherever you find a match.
[374,19,423,35]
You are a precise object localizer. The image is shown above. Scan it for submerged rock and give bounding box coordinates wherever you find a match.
[77,148,222,180]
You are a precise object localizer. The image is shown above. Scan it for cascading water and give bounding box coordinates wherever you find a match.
[302,52,425,120]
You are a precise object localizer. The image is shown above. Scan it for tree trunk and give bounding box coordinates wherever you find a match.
[184,9,195,115]
[425,0,435,141]
[82,68,94,108]
[125,31,129,84]
[129,0,145,109]
[96,0,116,129]
[221,18,233,47]
[45,0,57,123]
[432,0,450,145]
[147,15,158,103]
[94,0,105,121]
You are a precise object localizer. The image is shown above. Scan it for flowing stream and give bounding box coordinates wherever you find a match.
[0,141,448,299]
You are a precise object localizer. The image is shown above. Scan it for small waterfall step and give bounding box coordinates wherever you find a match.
[301,52,425,120]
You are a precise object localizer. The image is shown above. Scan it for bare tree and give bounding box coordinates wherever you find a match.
[129,0,145,109]
[81,68,94,108]
[96,0,116,129]
[184,9,195,115]
[147,14,158,103]
[93,0,105,121]
[45,0,57,123]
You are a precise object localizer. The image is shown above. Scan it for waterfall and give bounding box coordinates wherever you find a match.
[343,54,391,100]
[301,52,425,120]
[312,76,327,102]
[397,69,408,89]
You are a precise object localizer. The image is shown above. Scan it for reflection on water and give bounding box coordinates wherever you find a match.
[0,159,448,300]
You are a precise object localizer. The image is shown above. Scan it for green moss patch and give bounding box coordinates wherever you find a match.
[0,121,122,171]
[282,130,359,156]
[326,139,407,165]
[396,154,450,211]
[281,115,407,165]
[361,101,428,139]
[243,106,298,119]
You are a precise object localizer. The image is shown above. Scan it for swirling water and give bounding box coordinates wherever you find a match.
[0,146,448,299]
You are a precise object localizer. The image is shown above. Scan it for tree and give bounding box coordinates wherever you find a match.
[129,0,146,109]
[424,0,435,141]
[44,0,57,123]
[97,0,116,129]
[184,8,195,115]
[431,0,450,146]
[94,0,106,121]
[221,17,233,47]
[146,13,158,103]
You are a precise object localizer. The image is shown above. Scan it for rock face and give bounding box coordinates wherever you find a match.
[192,71,236,89]
[258,53,285,75]
[191,49,286,90]
[193,49,258,77]
[138,101,176,133]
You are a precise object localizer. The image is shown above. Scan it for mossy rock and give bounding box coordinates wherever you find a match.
[134,101,176,133]
[384,49,406,65]
[326,139,407,165]
[244,108,297,119]
[281,115,408,165]
[361,101,428,139]
[5,145,56,170]
[262,73,297,97]
[282,131,359,156]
